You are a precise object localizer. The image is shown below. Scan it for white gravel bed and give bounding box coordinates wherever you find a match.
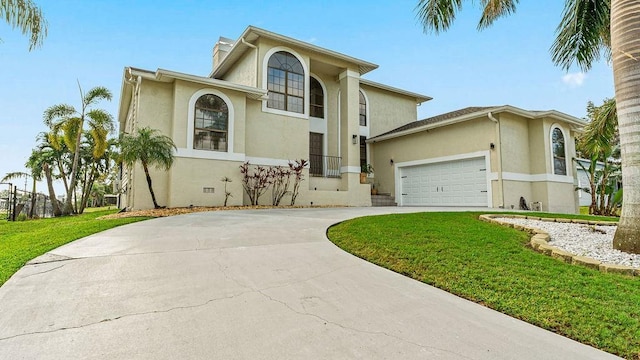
[495,217,639,269]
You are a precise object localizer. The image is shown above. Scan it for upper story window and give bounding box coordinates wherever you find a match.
[359,90,367,126]
[551,126,567,175]
[267,51,304,114]
[194,94,228,152]
[309,77,324,118]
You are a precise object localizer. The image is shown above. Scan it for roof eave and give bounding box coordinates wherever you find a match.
[212,25,379,79]
[360,79,432,104]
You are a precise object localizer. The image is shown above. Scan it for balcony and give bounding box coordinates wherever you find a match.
[309,154,341,178]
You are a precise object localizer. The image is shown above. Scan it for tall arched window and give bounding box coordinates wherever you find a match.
[194,94,228,152]
[359,90,367,126]
[309,77,324,118]
[551,126,567,175]
[267,51,304,113]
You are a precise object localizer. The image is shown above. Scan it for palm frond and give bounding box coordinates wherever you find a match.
[1,171,29,183]
[478,0,519,30]
[0,0,48,50]
[415,0,463,34]
[551,0,610,71]
[43,104,77,127]
[83,86,113,107]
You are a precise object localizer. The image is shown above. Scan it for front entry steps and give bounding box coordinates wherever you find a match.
[371,194,397,207]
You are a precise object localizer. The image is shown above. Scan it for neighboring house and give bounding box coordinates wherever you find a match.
[367,106,585,213]
[118,26,585,214]
[118,26,431,210]
[575,158,622,207]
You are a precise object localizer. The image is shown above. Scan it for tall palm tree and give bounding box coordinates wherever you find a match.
[416,0,640,253]
[0,0,47,50]
[119,127,176,209]
[43,84,113,215]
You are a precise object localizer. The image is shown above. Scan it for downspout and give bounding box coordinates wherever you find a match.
[488,112,505,208]
[124,68,142,210]
[241,37,259,88]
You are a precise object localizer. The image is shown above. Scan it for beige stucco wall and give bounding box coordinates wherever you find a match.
[166,158,244,208]
[220,49,257,87]
[362,85,418,137]
[370,117,496,197]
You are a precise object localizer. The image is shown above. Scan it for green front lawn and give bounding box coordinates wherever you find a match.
[328,212,638,359]
[0,210,150,286]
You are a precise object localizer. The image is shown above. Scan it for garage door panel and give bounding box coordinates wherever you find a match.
[400,157,488,207]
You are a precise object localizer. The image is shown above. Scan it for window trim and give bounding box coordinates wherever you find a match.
[262,46,309,119]
[187,88,235,155]
[309,74,327,120]
[550,124,568,176]
[358,89,369,127]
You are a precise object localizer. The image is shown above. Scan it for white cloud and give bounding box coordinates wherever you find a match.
[562,72,586,87]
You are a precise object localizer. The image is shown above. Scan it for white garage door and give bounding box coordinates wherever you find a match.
[400,157,488,206]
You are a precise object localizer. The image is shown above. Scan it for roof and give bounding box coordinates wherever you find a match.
[369,105,586,142]
[118,67,267,125]
[211,26,379,78]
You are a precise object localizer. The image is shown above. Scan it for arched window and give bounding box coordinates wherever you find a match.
[267,51,304,113]
[359,90,367,126]
[194,94,228,152]
[551,126,567,175]
[309,77,324,118]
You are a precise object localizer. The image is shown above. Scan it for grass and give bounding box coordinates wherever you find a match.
[0,210,150,287]
[328,212,639,359]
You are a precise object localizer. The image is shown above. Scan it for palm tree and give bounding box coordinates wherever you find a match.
[43,84,113,215]
[416,0,640,254]
[119,127,176,209]
[0,0,47,50]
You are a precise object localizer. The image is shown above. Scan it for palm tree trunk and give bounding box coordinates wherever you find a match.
[43,163,62,217]
[611,0,640,253]
[28,179,37,218]
[64,121,84,215]
[142,162,161,208]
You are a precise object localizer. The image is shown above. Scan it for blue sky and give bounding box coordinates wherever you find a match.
[0,0,613,193]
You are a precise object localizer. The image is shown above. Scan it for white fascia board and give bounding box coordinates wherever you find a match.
[212,25,379,78]
[497,106,586,127]
[368,108,498,143]
[155,68,267,100]
[360,79,432,104]
[117,68,134,126]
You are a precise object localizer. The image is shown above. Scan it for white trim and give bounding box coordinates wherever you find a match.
[245,156,293,167]
[358,88,370,136]
[341,166,361,174]
[394,151,492,207]
[489,172,575,184]
[187,88,236,154]
[550,123,569,176]
[261,46,310,119]
[175,148,245,161]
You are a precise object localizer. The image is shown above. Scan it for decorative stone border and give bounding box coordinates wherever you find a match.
[479,214,639,277]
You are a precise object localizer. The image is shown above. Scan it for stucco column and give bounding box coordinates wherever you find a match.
[339,69,362,190]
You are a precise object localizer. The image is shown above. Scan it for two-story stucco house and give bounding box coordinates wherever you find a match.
[118,25,585,213]
[118,26,431,210]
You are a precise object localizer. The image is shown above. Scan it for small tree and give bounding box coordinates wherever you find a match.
[221,177,232,207]
[119,127,176,209]
[270,166,292,206]
[288,159,308,206]
[239,162,272,206]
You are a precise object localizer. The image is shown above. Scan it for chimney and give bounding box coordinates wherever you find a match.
[212,36,234,74]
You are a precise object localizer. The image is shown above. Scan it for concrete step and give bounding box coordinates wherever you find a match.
[371,194,397,207]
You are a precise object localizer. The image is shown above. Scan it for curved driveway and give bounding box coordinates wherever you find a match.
[0,207,619,359]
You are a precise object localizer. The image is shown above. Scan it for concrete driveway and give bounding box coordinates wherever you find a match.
[0,207,620,359]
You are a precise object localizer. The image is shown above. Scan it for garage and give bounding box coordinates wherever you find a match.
[399,157,488,206]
